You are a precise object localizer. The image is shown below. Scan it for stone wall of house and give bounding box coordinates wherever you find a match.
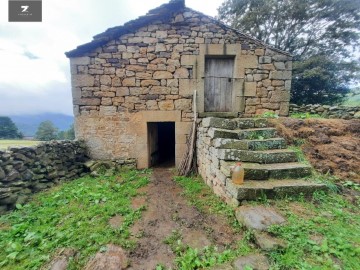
[289,104,360,119]
[69,8,292,167]
[0,141,89,214]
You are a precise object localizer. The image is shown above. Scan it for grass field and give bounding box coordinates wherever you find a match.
[0,140,41,150]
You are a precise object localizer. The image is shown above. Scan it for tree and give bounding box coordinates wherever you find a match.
[0,117,22,139]
[57,124,75,140]
[35,121,58,141]
[218,0,360,104]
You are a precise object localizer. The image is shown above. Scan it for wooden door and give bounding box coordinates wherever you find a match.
[204,58,234,112]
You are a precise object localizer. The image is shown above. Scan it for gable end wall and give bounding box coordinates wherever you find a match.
[69,9,292,167]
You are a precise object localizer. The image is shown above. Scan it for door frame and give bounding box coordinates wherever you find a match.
[195,44,247,114]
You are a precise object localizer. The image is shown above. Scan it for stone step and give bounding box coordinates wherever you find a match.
[213,138,286,151]
[221,161,312,180]
[209,127,277,140]
[202,117,268,130]
[217,149,298,164]
[226,179,327,201]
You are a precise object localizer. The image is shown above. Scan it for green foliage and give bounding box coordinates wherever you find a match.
[290,112,322,119]
[266,191,360,269]
[57,124,75,140]
[343,87,360,106]
[292,55,355,105]
[163,231,253,270]
[0,169,150,269]
[259,111,279,119]
[174,176,241,230]
[0,117,22,139]
[218,0,360,105]
[34,121,58,141]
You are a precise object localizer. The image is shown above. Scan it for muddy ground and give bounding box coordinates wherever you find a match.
[270,118,360,183]
[126,167,242,269]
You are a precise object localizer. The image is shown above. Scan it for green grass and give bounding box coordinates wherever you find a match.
[174,176,241,230]
[343,94,360,106]
[0,169,150,269]
[290,112,323,119]
[265,191,360,269]
[171,176,254,269]
[0,140,41,150]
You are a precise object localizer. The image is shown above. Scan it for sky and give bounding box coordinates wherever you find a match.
[0,0,225,116]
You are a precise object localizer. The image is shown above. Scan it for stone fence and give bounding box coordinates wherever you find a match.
[289,104,360,119]
[0,141,89,214]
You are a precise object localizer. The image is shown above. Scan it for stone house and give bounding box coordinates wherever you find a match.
[66,0,292,169]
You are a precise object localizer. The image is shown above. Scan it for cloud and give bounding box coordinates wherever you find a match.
[0,0,225,115]
[0,82,72,116]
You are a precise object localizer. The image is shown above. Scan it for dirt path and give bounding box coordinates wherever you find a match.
[127,167,240,270]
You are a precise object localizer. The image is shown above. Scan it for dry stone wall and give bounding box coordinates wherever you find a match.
[69,8,292,166]
[289,104,360,119]
[197,121,230,201]
[0,141,89,214]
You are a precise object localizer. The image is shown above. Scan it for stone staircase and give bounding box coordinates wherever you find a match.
[200,117,326,201]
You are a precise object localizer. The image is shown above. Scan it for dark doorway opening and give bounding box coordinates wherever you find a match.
[148,122,175,167]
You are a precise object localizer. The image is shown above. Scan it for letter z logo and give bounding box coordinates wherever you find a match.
[21,5,29,12]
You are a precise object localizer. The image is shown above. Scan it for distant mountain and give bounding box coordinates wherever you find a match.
[10,113,74,137]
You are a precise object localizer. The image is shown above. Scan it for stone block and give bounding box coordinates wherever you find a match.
[245,105,256,114]
[72,75,95,87]
[155,31,168,38]
[150,86,171,95]
[262,103,280,110]
[153,71,173,79]
[122,78,136,86]
[116,87,129,96]
[158,100,174,110]
[146,100,158,110]
[240,55,258,68]
[179,79,196,96]
[259,56,271,64]
[270,91,290,103]
[71,57,91,65]
[127,65,146,72]
[269,71,292,80]
[74,98,101,106]
[279,102,289,116]
[274,62,286,70]
[233,254,270,270]
[235,205,286,231]
[100,75,112,86]
[155,43,166,52]
[141,80,160,87]
[176,122,192,135]
[181,55,197,66]
[244,82,256,97]
[284,80,291,91]
[255,48,265,56]
[174,99,192,111]
[174,67,189,79]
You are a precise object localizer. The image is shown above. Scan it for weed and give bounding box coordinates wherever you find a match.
[342,180,360,191]
[0,169,151,269]
[164,230,183,252]
[164,237,254,270]
[247,131,266,140]
[255,112,279,118]
[290,112,323,119]
[173,176,241,231]
[265,191,360,269]
[288,146,310,164]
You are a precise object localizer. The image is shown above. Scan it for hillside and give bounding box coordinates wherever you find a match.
[270,118,360,183]
[10,113,74,137]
